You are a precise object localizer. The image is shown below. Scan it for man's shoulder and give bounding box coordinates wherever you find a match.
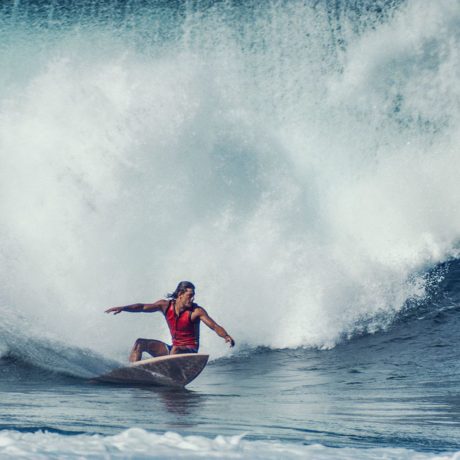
[155,299,170,311]
[192,304,207,315]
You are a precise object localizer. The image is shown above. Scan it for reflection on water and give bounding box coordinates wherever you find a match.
[88,380,206,421]
[153,387,205,418]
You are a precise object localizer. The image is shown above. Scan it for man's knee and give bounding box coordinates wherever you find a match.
[133,338,148,350]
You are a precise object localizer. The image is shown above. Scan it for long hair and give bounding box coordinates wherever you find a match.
[166,281,195,299]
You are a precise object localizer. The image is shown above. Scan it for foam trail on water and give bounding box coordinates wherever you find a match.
[0,0,459,360]
[0,428,458,459]
[0,306,118,377]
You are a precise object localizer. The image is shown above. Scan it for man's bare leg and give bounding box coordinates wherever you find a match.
[129,338,169,362]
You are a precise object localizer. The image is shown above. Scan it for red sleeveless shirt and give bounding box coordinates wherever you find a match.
[164,301,200,349]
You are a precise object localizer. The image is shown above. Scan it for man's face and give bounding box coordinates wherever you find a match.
[178,288,195,307]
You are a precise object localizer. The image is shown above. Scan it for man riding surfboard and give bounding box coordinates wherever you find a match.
[105,281,235,362]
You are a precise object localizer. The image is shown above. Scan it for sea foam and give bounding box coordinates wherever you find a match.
[0,428,458,460]
[0,0,459,361]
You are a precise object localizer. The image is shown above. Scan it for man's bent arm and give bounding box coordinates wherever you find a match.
[105,300,167,315]
[198,309,235,347]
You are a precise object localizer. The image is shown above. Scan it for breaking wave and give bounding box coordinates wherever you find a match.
[0,0,459,360]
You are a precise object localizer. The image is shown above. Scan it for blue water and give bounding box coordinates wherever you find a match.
[1,261,460,458]
[1,0,460,457]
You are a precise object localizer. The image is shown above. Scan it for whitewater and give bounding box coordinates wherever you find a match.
[0,0,459,458]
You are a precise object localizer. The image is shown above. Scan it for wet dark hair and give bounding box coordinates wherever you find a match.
[166,281,195,299]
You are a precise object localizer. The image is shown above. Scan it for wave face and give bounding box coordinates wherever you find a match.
[0,0,459,360]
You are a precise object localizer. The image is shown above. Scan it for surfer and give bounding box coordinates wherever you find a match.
[105,281,235,362]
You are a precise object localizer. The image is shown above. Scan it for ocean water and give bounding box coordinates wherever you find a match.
[1,0,460,458]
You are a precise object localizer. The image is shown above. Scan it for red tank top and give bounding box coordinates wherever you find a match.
[164,301,200,348]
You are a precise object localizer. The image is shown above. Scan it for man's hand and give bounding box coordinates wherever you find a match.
[105,306,123,315]
[225,335,235,347]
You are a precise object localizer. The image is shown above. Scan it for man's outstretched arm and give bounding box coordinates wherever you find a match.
[197,308,235,347]
[105,299,168,315]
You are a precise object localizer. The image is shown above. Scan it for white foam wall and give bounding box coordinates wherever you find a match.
[0,0,459,363]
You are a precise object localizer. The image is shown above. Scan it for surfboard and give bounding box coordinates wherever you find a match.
[94,353,209,387]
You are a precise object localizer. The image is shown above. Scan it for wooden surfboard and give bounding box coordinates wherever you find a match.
[94,353,209,387]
